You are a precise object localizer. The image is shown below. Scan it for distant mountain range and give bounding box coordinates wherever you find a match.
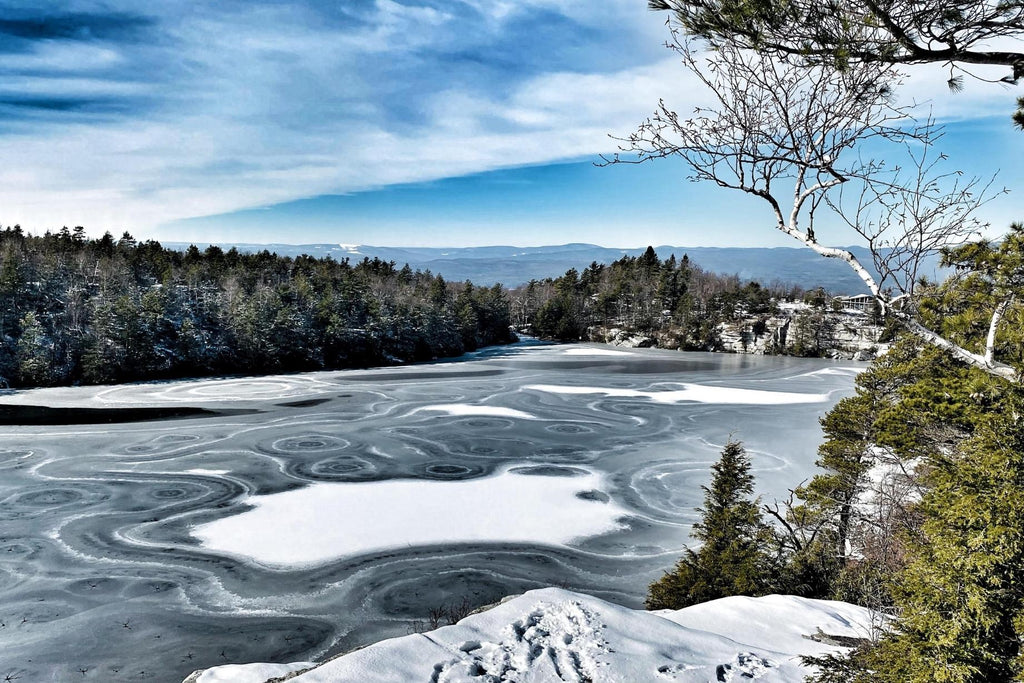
[164,242,947,294]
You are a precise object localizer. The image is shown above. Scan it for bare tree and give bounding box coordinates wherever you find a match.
[606,33,1017,380]
[826,129,1000,298]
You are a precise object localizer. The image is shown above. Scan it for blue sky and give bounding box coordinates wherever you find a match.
[0,1,1020,247]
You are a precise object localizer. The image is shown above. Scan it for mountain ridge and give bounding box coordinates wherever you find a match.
[164,241,946,294]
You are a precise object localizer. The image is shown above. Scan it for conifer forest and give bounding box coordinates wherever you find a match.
[0,226,513,389]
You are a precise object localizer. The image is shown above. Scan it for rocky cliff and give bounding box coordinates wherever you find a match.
[596,308,885,361]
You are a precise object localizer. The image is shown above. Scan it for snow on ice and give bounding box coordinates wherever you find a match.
[192,467,629,566]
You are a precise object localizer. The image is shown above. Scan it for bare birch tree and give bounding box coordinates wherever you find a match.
[826,130,997,298]
[607,31,1017,380]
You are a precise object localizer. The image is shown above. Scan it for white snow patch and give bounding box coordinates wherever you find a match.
[561,347,634,356]
[186,589,877,683]
[411,404,536,419]
[525,383,829,405]
[186,469,230,476]
[192,468,627,566]
[793,366,864,379]
[191,661,314,683]
[845,448,922,560]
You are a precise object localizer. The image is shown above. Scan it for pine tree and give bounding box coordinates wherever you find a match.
[646,440,767,610]
[15,311,51,386]
[873,402,1024,682]
[783,387,879,599]
[805,327,1024,681]
[455,282,480,349]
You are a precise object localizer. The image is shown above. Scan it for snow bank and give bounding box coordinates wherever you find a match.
[192,468,628,566]
[525,383,829,404]
[790,366,863,379]
[186,588,875,682]
[186,661,315,683]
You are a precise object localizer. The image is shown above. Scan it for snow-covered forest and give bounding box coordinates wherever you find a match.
[512,246,874,356]
[514,247,786,338]
[0,226,513,388]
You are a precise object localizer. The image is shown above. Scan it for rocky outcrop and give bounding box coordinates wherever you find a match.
[715,316,792,355]
[717,311,885,360]
[596,328,657,348]
[590,309,885,360]
[830,317,886,359]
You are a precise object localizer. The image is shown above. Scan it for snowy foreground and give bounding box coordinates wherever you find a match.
[184,588,874,682]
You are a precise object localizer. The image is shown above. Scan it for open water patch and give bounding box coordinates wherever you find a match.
[0,405,258,425]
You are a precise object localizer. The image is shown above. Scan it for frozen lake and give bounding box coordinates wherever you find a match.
[0,342,859,681]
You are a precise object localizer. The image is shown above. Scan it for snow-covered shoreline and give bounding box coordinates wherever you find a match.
[185,588,875,682]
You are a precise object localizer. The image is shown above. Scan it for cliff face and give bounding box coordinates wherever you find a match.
[714,315,792,355]
[828,317,887,358]
[595,308,885,360]
[715,312,884,359]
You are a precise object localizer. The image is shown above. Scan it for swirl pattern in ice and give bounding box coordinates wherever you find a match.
[0,344,857,681]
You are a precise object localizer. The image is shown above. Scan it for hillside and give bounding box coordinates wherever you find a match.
[164,242,947,293]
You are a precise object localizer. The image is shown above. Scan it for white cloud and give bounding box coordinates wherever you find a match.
[895,60,1021,122]
[0,2,689,237]
[2,42,125,72]
[0,1,1011,240]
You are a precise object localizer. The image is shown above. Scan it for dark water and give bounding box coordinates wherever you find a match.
[0,343,858,682]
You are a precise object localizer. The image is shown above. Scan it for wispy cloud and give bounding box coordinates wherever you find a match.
[0,0,680,235]
[0,1,1012,239]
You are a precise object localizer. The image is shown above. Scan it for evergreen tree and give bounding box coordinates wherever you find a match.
[884,407,1024,682]
[15,311,51,386]
[0,229,514,386]
[808,387,1024,683]
[780,386,880,599]
[646,440,768,610]
[802,242,1024,680]
[455,282,480,349]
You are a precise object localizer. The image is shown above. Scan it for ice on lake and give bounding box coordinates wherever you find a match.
[0,342,858,681]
